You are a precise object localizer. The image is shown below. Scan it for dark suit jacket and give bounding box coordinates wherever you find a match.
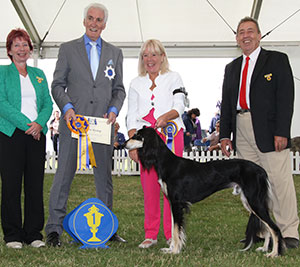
[220,48,294,153]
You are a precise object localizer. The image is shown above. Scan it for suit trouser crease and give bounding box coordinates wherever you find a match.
[45,131,113,236]
[236,112,299,239]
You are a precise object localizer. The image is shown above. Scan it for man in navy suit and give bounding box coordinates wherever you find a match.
[220,17,299,248]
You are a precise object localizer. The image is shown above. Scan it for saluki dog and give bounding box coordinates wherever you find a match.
[125,127,284,257]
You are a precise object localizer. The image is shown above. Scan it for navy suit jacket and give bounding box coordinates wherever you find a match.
[220,48,294,152]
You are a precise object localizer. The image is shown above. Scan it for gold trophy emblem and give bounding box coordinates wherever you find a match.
[84,205,104,242]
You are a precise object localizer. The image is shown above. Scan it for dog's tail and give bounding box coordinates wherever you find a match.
[239,166,284,256]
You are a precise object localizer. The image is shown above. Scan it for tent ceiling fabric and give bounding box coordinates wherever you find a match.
[0,0,300,58]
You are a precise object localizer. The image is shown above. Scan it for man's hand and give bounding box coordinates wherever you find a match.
[64,108,76,123]
[220,139,233,157]
[274,136,288,152]
[104,112,117,124]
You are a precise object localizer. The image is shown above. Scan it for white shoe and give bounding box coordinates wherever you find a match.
[30,240,45,248]
[6,241,22,249]
[138,238,157,248]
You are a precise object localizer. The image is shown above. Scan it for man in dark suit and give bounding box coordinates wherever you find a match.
[45,3,126,246]
[220,17,299,248]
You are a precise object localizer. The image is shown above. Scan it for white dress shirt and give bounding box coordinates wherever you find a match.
[126,71,186,131]
[237,46,261,110]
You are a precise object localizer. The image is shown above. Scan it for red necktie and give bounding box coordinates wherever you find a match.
[239,56,250,109]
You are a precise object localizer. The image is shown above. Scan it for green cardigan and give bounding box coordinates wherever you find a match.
[0,63,53,137]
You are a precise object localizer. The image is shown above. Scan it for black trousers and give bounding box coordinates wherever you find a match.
[0,129,46,243]
[52,133,59,155]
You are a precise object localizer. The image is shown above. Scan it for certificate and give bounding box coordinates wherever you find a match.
[71,116,112,145]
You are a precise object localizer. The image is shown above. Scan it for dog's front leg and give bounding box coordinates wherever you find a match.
[161,223,182,254]
[160,202,185,254]
[161,207,176,254]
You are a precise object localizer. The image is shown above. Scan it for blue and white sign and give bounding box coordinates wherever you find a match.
[63,198,118,249]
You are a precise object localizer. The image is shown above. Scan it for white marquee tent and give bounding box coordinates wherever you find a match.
[1,0,300,136]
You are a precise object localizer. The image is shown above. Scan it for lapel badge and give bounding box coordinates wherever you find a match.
[264,73,272,81]
[104,59,116,80]
[36,76,44,83]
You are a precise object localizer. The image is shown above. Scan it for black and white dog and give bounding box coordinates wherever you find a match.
[125,127,284,257]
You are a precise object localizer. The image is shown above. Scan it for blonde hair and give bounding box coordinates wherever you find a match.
[138,39,170,76]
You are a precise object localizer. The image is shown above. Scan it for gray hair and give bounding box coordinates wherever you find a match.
[84,3,108,23]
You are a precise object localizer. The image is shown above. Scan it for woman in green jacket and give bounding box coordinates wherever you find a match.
[0,29,53,249]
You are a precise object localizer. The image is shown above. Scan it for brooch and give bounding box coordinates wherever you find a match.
[104,65,115,80]
[264,73,272,81]
[36,76,44,83]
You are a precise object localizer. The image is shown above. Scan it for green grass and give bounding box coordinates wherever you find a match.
[0,174,300,266]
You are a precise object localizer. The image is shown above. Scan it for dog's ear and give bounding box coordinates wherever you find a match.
[138,128,161,171]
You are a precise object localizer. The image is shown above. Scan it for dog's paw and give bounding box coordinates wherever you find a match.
[265,251,278,258]
[256,246,268,252]
[160,247,181,254]
[160,247,173,254]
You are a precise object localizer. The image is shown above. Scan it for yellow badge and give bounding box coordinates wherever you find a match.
[264,73,272,81]
[36,76,44,83]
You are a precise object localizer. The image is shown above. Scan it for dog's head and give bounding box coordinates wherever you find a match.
[125,130,145,150]
[125,127,159,150]
[125,127,162,170]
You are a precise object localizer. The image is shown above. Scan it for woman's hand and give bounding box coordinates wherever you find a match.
[155,114,168,128]
[127,128,139,162]
[26,122,42,140]
[155,110,179,129]
[129,149,139,163]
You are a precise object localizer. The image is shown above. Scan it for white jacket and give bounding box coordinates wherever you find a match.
[127,71,185,131]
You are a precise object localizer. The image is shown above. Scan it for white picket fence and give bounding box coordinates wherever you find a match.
[45,150,300,176]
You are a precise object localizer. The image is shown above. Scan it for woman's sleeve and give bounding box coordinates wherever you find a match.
[126,82,139,131]
[171,73,185,116]
[0,67,32,131]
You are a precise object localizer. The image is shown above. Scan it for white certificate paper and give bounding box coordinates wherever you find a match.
[71,116,112,145]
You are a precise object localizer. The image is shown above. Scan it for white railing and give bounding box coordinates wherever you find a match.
[45,150,300,176]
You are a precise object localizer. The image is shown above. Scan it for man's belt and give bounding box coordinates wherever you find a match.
[237,109,250,114]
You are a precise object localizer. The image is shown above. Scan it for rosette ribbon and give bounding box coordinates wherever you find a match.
[67,115,97,170]
[161,121,178,152]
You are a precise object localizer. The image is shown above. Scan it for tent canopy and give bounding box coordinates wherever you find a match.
[1,0,300,137]
[1,0,300,58]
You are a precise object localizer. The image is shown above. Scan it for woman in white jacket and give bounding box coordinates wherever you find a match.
[127,39,186,248]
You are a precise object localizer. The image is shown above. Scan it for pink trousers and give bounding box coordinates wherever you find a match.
[140,129,183,240]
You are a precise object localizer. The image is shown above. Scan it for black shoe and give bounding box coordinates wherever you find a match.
[109,233,127,243]
[284,237,299,249]
[46,232,61,247]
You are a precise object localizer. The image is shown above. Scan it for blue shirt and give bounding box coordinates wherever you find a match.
[83,34,102,62]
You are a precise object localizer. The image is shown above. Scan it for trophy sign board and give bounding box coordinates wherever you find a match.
[63,198,118,249]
